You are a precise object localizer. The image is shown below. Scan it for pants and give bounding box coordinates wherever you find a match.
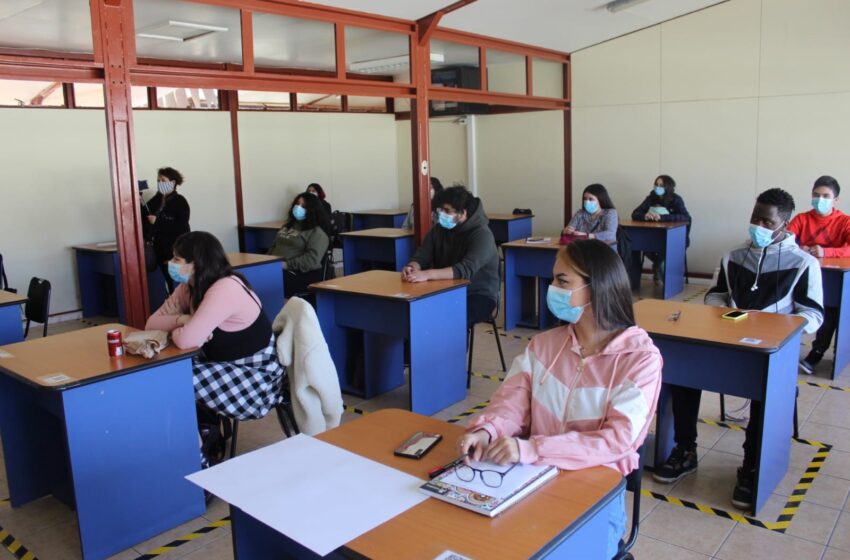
[670,386,760,470]
[284,268,325,299]
[607,491,627,559]
[467,294,497,329]
[812,306,839,355]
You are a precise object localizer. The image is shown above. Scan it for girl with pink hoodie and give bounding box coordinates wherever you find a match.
[461,239,663,558]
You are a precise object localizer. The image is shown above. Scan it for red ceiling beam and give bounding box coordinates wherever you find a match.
[432,28,568,62]
[428,86,568,110]
[334,24,346,80]
[240,10,255,74]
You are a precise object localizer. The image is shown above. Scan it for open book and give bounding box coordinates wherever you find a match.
[526,237,552,244]
[420,460,558,517]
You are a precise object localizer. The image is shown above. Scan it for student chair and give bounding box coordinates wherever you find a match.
[292,246,335,308]
[467,269,507,387]
[24,277,51,338]
[0,254,14,293]
[613,444,645,560]
[224,372,299,459]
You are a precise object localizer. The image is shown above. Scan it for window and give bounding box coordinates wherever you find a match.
[296,93,341,112]
[0,79,64,107]
[346,26,410,83]
[238,90,291,111]
[532,58,565,98]
[0,0,93,55]
[347,96,387,113]
[430,40,480,90]
[486,49,526,95]
[156,88,219,109]
[253,13,335,72]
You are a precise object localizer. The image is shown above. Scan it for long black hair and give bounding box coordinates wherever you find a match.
[284,191,332,235]
[307,183,326,201]
[583,184,615,210]
[430,177,445,211]
[173,231,249,311]
[561,239,635,331]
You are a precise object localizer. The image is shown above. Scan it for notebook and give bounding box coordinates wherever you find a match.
[420,460,558,517]
[526,236,552,244]
[648,206,670,215]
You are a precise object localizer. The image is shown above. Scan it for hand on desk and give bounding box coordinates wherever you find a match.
[562,226,584,236]
[459,431,520,465]
[644,212,662,222]
[803,245,824,258]
[401,263,424,282]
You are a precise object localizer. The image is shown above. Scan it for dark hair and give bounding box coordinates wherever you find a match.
[157,167,184,186]
[561,240,635,331]
[430,177,445,195]
[173,231,249,311]
[285,191,332,235]
[433,185,475,214]
[583,184,615,210]
[757,188,795,222]
[814,175,840,197]
[654,175,676,197]
[307,183,326,201]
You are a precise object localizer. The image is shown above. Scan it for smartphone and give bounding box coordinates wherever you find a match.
[721,310,748,321]
[393,431,442,459]
[137,179,149,192]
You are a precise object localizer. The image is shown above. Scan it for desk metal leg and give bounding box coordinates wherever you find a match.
[662,227,686,299]
[0,305,23,345]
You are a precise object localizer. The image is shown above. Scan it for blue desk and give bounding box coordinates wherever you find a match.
[636,299,805,514]
[227,253,285,321]
[222,409,625,560]
[503,238,560,331]
[313,271,468,416]
[349,209,407,230]
[240,221,283,254]
[0,291,26,345]
[620,220,688,299]
[341,228,415,275]
[820,259,850,379]
[488,213,534,245]
[0,324,203,559]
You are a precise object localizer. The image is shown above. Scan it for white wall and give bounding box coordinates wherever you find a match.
[239,112,399,221]
[395,117,469,206]
[572,0,850,274]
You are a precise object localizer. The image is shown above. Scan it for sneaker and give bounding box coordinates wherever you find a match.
[652,446,698,483]
[799,349,823,375]
[731,467,755,511]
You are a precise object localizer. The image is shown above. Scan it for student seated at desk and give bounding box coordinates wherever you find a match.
[789,176,850,374]
[630,175,692,284]
[402,176,444,230]
[562,184,618,248]
[145,231,285,424]
[652,188,823,511]
[401,185,499,327]
[269,192,332,298]
[460,240,663,559]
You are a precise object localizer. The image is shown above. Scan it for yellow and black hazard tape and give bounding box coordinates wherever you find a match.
[447,401,490,424]
[344,404,368,416]
[698,418,745,432]
[799,379,850,393]
[681,287,709,303]
[134,517,231,559]
[470,371,505,383]
[0,524,38,560]
[641,489,780,529]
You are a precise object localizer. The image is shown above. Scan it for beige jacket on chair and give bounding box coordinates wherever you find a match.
[272,297,343,435]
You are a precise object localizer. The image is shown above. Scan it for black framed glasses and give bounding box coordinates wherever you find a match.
[455,462,517,488]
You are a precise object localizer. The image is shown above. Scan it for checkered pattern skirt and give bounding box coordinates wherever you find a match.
[193,335,286,420]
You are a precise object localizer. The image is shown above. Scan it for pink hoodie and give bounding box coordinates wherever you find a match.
[467,324,662,476]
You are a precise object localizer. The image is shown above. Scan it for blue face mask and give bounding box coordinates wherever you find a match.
[654,186,665,197]
[438,210,458,230]
[748,224,775,248]
[292,205,307,221]
[812,197,833,215]
[583,200,599,214]
[546,284,588,324]
[168,261,191,284]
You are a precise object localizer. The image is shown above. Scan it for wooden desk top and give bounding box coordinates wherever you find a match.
[634,299,806,352]
[311,270,468,301]
[488,213,534,221]
[349,209,408,216]
[619,220,689,229]
[242,221,284,231]
[340,227,414,239]
[72,241,119,253]
[0,324,197,389]
[226,252,283,268]
[502,237,563,251]
[820,257,850,271]
[320,409,622,560]
[0,291,27,307]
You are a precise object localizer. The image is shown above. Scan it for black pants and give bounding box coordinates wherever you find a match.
[670,386,760,470]
[467,294,497,329]
[284,268,325,299]
[811,306,839,355]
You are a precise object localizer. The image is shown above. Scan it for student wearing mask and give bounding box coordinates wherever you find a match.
[402,177,444,230]
[652,188,823,512]
[631,175,692,284]
[142,167,191,291]
[563,184,618,247]
[790,176,850,374]
[269,192,332,298]
[460,240,663,558]
[401,185,499,328]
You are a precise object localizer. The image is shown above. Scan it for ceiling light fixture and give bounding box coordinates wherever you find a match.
[605,0,652,13]
[137,20,229,43]
[349,52,445,74]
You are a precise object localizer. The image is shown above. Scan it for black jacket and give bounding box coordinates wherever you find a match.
[142,192,191,262]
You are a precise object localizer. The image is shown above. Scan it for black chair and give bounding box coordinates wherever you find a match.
[24,277,51,338]
[0,254,14,293]
[467,269,507,387]
[224,371,299,459]
[613,444,645,560]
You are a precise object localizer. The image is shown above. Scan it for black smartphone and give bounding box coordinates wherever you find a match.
[137,179,149,192]
[393,431,442,459]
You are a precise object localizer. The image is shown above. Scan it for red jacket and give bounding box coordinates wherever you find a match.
[788,209,850,258]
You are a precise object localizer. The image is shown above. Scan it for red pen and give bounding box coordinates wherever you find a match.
[427,453,469,479]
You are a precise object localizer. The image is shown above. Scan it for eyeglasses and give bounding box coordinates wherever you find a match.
[455,462,517,488]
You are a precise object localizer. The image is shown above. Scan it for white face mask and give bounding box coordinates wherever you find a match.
[157,180,175,195]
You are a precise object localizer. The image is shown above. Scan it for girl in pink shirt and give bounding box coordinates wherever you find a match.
[460,240,663,558]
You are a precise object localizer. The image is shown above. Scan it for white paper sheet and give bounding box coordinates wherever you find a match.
[186,434,428,556]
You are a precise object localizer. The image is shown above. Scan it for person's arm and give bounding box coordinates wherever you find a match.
[466,349,534,443]
[563,211,585,234]
[408,229,435,270]
[449,228,497,280]
[631,196,652,221]
[512,351,662,468]
[661,195,691,223]
[592,209,618,243]
[170,279,247,349]
[704,259,732,307]
[285,228,329,272]
[821,216,850,257]
[792,260,824,334]
[145,284,191,332]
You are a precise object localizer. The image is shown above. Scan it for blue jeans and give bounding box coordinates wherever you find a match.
[607,491,627,559]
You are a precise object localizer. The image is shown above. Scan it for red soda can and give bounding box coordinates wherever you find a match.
[107,329,124,357]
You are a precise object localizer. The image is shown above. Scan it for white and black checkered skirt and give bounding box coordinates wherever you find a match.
[193,334,286,420]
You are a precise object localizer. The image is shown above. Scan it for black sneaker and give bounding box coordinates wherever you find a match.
[732,467,755,510]
[652,446,698,483]
[799,349,823,375]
